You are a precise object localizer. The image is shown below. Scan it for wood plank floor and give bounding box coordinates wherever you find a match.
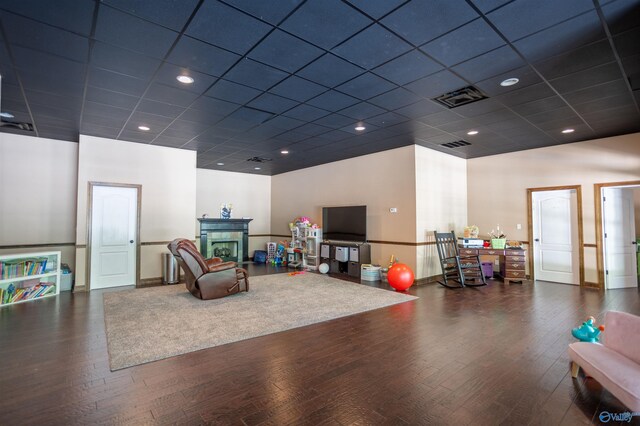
[1,267,639,425]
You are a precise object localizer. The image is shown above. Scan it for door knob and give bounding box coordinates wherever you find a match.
[534,238,540,242]
[633,241,638,245]
[130,240,134,243]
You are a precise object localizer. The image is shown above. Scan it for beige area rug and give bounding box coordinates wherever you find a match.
[103,273,417,370]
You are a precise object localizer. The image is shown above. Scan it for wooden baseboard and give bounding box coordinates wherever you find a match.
[138,276,184,288]
[72,285,87,293]
[583,281,601,289]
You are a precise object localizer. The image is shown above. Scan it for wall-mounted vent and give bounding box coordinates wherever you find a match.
[246,156,272,163]
[432,86,488,108]
[0,119,34,131]
[440,140,471,149]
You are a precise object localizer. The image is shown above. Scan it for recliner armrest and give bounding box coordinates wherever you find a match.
[206,260,237,272]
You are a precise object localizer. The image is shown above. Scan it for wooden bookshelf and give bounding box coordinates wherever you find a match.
[0,251,61,307]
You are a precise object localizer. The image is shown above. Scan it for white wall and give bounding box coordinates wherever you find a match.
[415,145,468,278]
[74,135,196,288]
[196,169,271,256]
[0,133,77,266]
[467,132,640,283]
[272,146,419,275]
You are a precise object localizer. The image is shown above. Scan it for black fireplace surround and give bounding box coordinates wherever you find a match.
[198,218,252,263]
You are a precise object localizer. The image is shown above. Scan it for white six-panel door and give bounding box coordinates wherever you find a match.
[603,187,638,289]
[90,185,137,290]
[532,189,580,285]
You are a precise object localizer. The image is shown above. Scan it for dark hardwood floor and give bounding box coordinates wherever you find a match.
[1,266,639,425]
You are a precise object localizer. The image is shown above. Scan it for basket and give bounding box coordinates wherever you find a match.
[491,238,506,249]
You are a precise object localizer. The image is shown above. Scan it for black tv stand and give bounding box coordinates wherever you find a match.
[320,241,371,278]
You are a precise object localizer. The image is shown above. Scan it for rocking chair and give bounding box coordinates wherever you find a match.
[434,231,487,288]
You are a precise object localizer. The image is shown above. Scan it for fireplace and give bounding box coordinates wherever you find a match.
[211,240,239,262]
[198,218,252,263]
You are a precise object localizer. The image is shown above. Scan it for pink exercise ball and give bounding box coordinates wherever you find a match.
[387,263,414,291]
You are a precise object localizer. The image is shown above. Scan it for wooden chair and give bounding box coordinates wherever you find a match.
[434,231,486,288]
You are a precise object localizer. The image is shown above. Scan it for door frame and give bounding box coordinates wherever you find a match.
[594,180,640,290]
[527,185,584,286]
[86,181,142,291]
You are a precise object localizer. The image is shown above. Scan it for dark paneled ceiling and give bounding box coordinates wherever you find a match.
[0,0,638,175]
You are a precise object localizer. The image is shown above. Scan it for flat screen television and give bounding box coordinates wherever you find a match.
[322,205,367,243]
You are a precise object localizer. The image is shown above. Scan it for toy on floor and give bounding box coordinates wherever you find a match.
[387,263,414,292]
[288,270,305,276]
[571,316,605,343]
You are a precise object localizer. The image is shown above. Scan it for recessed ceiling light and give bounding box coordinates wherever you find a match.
[467,130,479,135]
[216,162,224,166]
[176,75,194,84]
[562,128,575,134]
[254,167,261,170]
[138,125,150,131]
[355,125,366,131]
[500,78,519,87]
[280,150,289,154]
[0,112,14,119]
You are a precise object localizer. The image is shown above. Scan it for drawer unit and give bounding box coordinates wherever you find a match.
[506,255,525,263]
[478,248,501,256]
[504,270,525,279]
[459,248,479,256]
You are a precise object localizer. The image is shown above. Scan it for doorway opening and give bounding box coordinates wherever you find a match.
[527,186,584,286]
[86,182,141,290]
[595,181,640,290]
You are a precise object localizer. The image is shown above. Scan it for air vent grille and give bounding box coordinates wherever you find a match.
[246,156,272,163]
[433,86,488,108]
[0,120,34,131]
[440,140,471,149]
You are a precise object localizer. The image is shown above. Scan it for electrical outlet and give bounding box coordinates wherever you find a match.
[516,223,522,230]
[389,207,398,213]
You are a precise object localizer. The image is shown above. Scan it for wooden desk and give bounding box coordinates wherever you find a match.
[459,247,527,285]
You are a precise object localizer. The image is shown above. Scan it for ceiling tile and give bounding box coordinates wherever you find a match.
[307,90,360,110]
[103,0,199,31]
[338,102,386,120]
[280,0,372,49]
[224,59,289,90]
[95,6,178,59]
[405,70,467,99]
[474,65,542,97]
[248,30,323,73]
[534,40,615,80]
[420,18,505,67]
[451,45,525,82]
[345,0,404,19]
[382,0,478,45]
[332,24,413,70]
[335,73,396,100]
[469,0,512,14]
[1,12,89,62]
[186,0,272,55]
[513,11,605,62]
[248,93,299,114]
[549,62,623,93]
[88,67,149,97]
[297,53,364,88]
[137,99,185,118]
[487,0,594,42]
[283,104,330,121]
[0,0,94,35]
[144,82,200,107]
[372,50,443,86]
[563,79,630,105]
[368,87,422,110]
[92,41,161,80]
[222,0,303,25]
[269,76,327,102]
[205,79,261,104]
[602,0,640,35]
[167,36,240,77]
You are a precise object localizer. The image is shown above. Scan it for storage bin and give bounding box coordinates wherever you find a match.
[481,262,493,278]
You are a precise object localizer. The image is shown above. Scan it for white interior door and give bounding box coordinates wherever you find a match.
[90,185,137,290]
[603,187,638,289]
[532,189,580,285]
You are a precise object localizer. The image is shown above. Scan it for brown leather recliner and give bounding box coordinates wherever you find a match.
[167,238,249,300]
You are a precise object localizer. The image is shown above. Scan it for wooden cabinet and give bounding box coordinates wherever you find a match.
[458,246,527,285]
[0,251,61,307]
